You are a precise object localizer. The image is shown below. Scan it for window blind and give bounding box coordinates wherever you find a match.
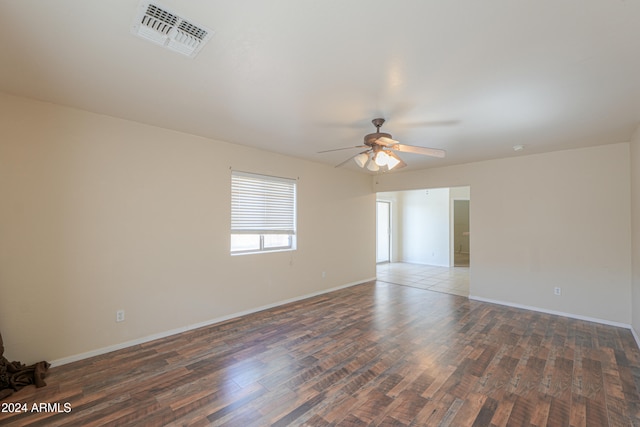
[231,171,296,235]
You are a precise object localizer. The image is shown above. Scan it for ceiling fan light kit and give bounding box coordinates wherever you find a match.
[374,150,390,167]
[386,151,402,169]
[367,159,380,172]
[354,152,369,168]
[319,118,446,172]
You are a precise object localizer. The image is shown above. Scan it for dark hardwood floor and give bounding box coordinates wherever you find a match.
[2,281,640,426]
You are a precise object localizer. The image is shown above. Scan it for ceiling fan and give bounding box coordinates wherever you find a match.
[319,118,446,172]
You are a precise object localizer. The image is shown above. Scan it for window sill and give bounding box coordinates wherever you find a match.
[231,248,296,256]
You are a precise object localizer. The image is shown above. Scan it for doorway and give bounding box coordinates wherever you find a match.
[375,187,470,297]
[376,201,391,263]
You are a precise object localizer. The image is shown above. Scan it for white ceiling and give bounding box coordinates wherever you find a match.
[1,0,640,172]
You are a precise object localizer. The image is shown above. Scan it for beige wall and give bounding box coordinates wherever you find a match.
[0,93,376,364]
[631,125,640,335]
[400,188,451,266]
[375,144,632,324]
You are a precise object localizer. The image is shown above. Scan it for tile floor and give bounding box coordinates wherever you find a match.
[376,262,469,297]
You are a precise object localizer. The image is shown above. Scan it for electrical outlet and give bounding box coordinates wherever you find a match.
[554,287,561,296]
[116,310,125,322]
[322,271,326,278]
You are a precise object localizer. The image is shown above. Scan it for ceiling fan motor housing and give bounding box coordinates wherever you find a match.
[364,132,392,147]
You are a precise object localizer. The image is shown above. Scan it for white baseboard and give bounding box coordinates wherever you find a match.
[50,277,376,367]
[469,295,633,331]
[631,326,640,349]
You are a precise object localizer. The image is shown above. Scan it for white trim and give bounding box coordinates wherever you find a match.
[50,277,376,367]
[469,295,632,330]
[631,326,640,349]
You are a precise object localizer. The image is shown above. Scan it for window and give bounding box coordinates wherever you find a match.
[231,171,297,254]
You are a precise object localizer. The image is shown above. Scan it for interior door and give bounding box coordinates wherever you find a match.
[376,201,391,263]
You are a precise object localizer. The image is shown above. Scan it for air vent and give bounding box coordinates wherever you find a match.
[131,2,213,58]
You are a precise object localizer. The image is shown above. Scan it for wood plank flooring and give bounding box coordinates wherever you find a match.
[2,281,640,426]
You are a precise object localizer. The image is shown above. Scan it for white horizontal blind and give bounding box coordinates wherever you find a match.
[231,171,296,235]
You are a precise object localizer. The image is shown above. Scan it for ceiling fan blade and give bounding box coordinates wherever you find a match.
[391,143,446,158]
[334,150,370,168]
[317,145,366,153]
[376,136,399,146]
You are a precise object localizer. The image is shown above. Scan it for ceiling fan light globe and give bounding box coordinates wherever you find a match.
[354,152,369,168]
[386,155,401,170]
[367,160,380,172]
[375,150,390,166]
